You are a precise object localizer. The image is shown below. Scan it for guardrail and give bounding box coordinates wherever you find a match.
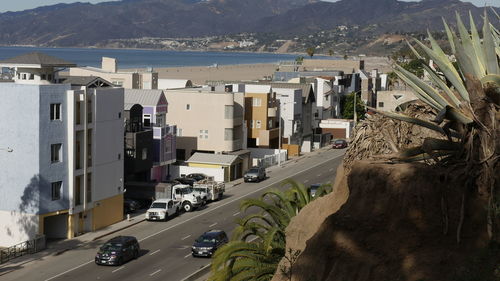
[0,235,46,264]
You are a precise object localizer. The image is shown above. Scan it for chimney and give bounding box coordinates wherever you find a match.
[102,57,117,73]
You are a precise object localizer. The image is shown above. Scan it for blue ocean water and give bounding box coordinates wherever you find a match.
[0,46,316,69]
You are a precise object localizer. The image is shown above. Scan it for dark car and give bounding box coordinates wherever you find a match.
[332,139,348,149]
[174,177,196,186]
[192,230,228,257]
[309,184,321,198]
[95,236,140,266]
[186,173,207,182]
[124,199,141,214]
[243,166,266,183]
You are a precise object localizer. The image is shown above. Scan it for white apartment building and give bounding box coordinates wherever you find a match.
[0,53,124,247]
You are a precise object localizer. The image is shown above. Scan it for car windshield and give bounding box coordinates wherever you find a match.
[196,235,216,243]
[194,188,206,192]
[101,242,122,251]
[150,202,167,209]
[248,169,259,173]
[335,140,345,144]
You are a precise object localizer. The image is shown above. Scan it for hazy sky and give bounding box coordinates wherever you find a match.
[0,0,497,13]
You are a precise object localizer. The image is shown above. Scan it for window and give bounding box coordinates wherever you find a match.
[143,114,151,127]
[156,114,164,127]
[186,104,191,110]
[29,74,34,80]
[250,120,254,129]
[86,173,92,203]
[118,153,121,160]
[50,103,61,120]
[177,128,183,136]
[118,112,122,119]
[224,105,234,119]
[48,74,52,81]
[142,148,148,160]
[378,102,384,108]
[199,130,209,139]
[268,120,273,129]
[252,98,262,107]
[112,80,123,86]
[51,144,62,163]
[87,129,92,167]
[87,100,93,123]
[22,74,27,80]
[51,181,62,200]
[41,74,46,80]
[224,128,233,141]
[256,120,262,129]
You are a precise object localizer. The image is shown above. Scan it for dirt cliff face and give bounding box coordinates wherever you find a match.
[272,161,498,281]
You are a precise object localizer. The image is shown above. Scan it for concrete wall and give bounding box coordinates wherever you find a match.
[376,90,417,112]
[93,88,124,202]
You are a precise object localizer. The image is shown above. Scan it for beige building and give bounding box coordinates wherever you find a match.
[70,57,158,89]
[164,88,246,160]
[244,85,279,148]
[376,90,418,112]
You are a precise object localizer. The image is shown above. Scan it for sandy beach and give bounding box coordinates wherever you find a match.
[126,56,392,85]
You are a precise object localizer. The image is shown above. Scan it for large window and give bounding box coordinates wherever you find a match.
[256,120,262,129]
[224,128,233,141]
[51,181,62,200]
[50,103,61,121]
[51,143,62,163]
[252,98,262,107]
[224,105,234,119]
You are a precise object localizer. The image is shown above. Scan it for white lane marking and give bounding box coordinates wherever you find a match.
[44,260,94,281]
[317,174,322,177]
[232,212,240,216]
[304,179,309,183]
[329,168,334,172]
[44,153,343,281]
[209,222,218,227]
[112,266,125,273]
[150,269,162,276]
[184,253,192,259]
[150,249,160,256]
[181,235,191,240]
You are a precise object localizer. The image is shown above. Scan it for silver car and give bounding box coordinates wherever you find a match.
[244,166,266,182]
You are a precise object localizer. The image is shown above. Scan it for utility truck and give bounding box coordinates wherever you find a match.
[192,178,225,202]
[171,184,204,212]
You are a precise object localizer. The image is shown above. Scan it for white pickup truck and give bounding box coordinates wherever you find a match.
[171,184,204,212]
[145,198,180,221]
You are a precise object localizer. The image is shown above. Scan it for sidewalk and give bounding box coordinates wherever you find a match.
[0,146,333,277]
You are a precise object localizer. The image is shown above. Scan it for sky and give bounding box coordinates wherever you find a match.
[0,0,497,13]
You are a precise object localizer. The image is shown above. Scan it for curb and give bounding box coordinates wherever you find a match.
[92,218,146,241]
[180,263,211,281]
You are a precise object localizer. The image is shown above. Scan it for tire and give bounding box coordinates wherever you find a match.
[183,202,193,212]
[134,250,139,259]
[117,258,123,266]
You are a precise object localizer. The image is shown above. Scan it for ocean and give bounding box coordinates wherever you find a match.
[0,46,311,69]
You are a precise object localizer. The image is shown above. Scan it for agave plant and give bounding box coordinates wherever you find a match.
[372,11,499,242]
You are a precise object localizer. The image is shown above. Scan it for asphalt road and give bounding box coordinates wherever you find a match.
[1,148,345,281]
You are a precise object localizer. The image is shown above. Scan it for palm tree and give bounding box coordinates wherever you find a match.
[209,180,332,281]
[372,11,499,242]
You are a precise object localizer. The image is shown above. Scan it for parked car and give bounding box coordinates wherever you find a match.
[95,236,140,266]
[124,199,141,214]
[186,173,207,182]
[145,199,180,221]
[191,230,228,257]
[309,184,321,198]
[243,166,266,182]
[332,139,348,149]
[174,177,196,186]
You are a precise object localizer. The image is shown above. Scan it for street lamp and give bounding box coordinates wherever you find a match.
[0,147,13,152]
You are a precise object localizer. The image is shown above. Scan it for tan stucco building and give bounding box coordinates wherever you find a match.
[70,57,158,90]
[164,88,246,160]
[244,85,279,148]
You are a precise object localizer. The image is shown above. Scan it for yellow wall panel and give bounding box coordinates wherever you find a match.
[92,194,124,231]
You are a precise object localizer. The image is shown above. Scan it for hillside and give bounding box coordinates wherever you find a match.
[0,0,497,48]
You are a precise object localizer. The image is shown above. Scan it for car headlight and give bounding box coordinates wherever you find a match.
[109,255,117,260]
